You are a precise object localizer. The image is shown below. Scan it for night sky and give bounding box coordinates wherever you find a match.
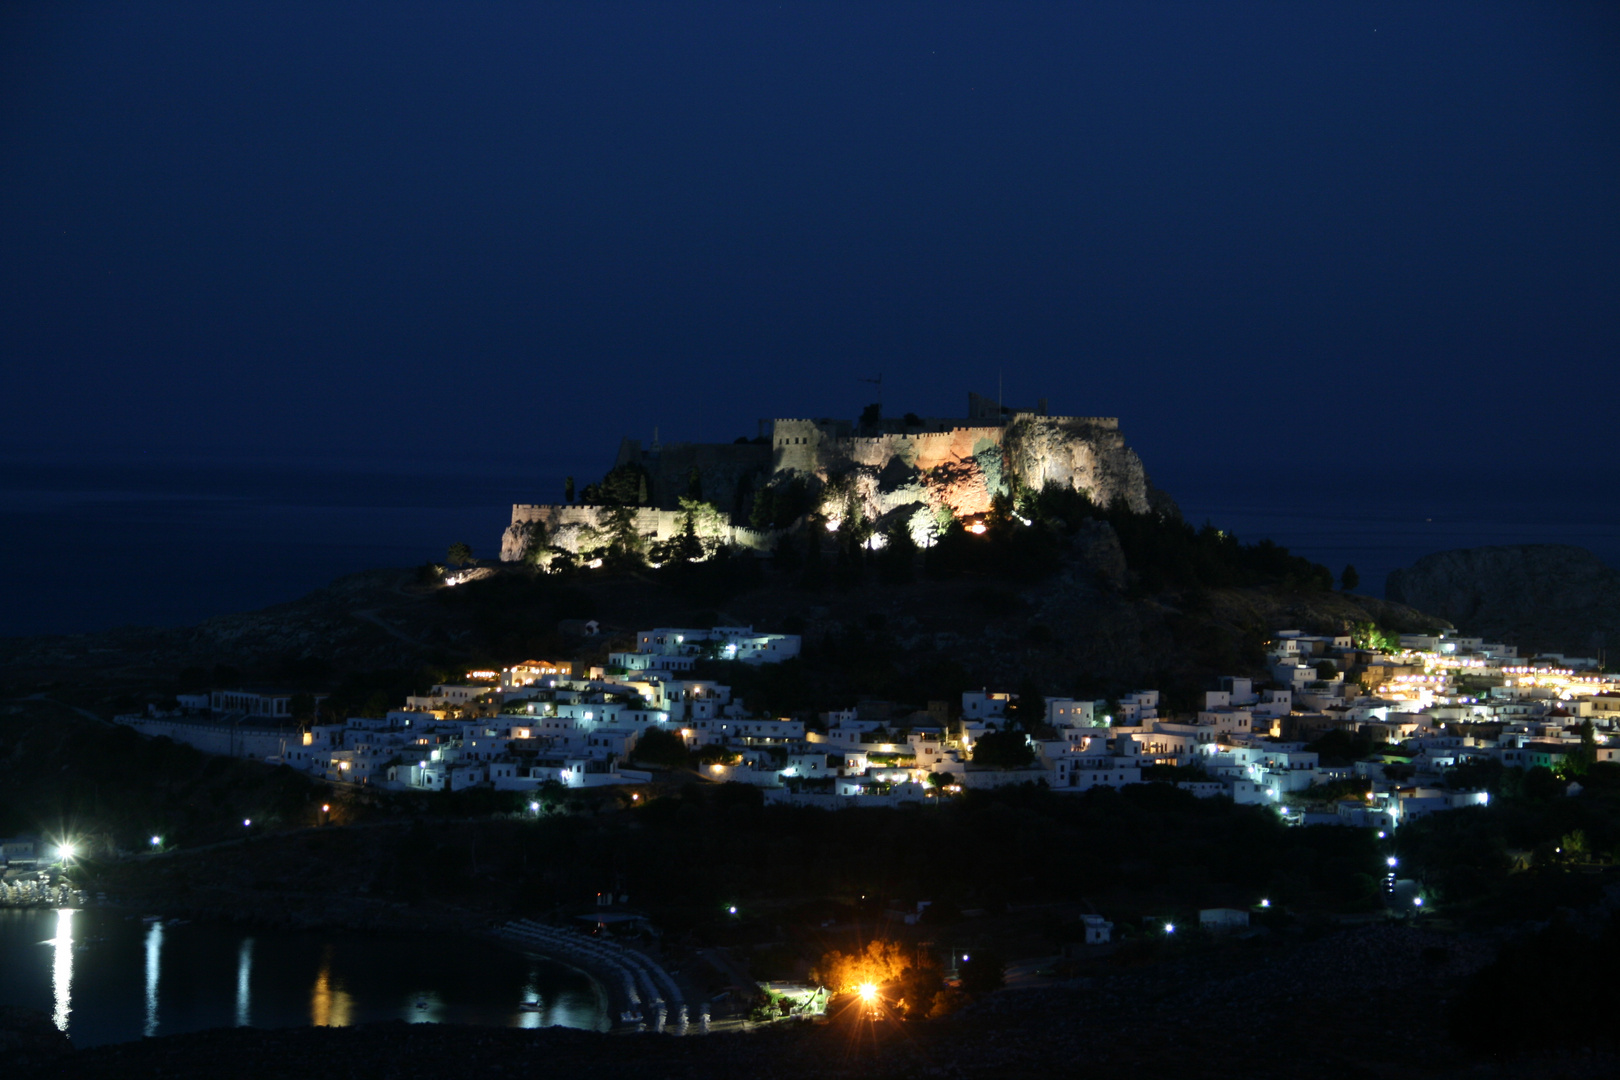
[3,2,1617,492]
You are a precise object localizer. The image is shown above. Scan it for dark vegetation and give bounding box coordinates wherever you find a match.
[461,782,1379,924]
[77,775,1388,942]
[1447,913,1620,1057]
[1395,761,1620,924]
[922,484,1335,593]
[0,706,321,850]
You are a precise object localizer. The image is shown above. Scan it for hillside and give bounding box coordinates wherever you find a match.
[1387,544,1620,658]
[0,534,1437,718]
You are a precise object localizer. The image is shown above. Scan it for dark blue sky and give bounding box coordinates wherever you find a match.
[3,2,1616,493]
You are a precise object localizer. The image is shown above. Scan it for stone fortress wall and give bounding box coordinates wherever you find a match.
[500,394,1155,562]
[501,504,771,562]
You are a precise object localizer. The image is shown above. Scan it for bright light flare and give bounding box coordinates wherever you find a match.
[57,842,78,861]
[857,983,878,1003]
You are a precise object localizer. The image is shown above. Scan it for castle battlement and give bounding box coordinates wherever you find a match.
[501,392,1157,562]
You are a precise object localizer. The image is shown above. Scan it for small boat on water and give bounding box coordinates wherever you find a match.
[415,1000,429,1011]
[519,1001,544,1012]
[140,915,162,924]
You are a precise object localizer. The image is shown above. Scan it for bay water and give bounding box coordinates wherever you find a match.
[0,906,607,1048]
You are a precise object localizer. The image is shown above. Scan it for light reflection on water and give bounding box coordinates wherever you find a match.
[143,920,162,1037]
[235,937,253,1027]
[310,950,354,1028]
[0,909,607,1047]
[51,908,74,1031]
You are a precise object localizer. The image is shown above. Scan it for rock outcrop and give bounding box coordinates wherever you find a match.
[505,399,1169,561]
[1386,544,1620,657]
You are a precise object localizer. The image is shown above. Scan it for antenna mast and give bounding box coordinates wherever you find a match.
[859,372,883,411]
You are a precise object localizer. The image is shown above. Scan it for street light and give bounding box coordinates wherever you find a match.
[150,836,162,848]
[1164,922,1175,934]
[242,818,252,828]
[1386,856,1398,867]
[57,842,77,862]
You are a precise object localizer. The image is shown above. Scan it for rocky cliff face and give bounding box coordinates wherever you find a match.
[1386,544,1620,657]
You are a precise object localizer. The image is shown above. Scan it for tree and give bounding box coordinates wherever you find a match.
[876,519,918,584]
[602,505,646,569]
[811,939,910,994]
[1008,677,1046,730]
[959,949,1005,997]
[564,476,575,504]
[1352,622,1398,653]
[685,465,703,501]
[972,729,1034,769]
[896,960,943,1017]
[630,727,690,769]
[1562,720,1597,778]
[671,513,704,565]
[771,533,802,572]
[798,525,826,590]
[446,541,473,566]
[582,463,651,506]
[1340,563,1360,591]
[859,402,882,431]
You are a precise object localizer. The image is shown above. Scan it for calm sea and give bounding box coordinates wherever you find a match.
[0,907,606,1047]
[1,459,1615,639]
[0,459,563,638]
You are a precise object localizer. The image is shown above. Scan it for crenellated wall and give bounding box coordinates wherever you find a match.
[501,399,1155,561]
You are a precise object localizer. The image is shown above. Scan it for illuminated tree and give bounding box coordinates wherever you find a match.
[1352,622,1399,653]
[602,505,645,569]
[895,960,943,1017]
[810,939,911,994]
[446,541,473,566]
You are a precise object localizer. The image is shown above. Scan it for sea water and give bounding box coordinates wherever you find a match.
[1,458,1616,639]
[0,907,606,1047]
